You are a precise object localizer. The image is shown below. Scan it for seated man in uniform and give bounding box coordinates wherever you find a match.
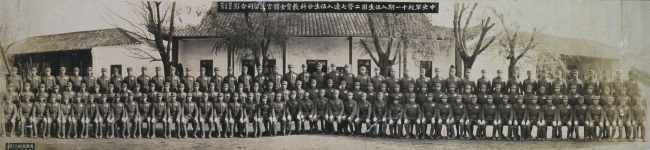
[436,96,453,140]
[387,96,403,138]
[479,95,498,140]
[466,95,481,140]
[573,96,589,141]
[632,97,646,142]
[587,96,605,142]
[403,95,421,139]
[526,96,542,141]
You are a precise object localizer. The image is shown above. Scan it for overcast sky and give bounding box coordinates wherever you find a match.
[1,0,648,56]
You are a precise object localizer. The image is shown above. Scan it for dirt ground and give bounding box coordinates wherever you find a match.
[2,124,650,150]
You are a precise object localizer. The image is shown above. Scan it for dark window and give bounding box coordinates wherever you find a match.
[306,60,328,73]
[264,59,276,75]
[420,61,432,77]
[241,60,255,76]
[358,59,371,75]
[336,67,345,74]
[200,60,213,77]
[110,65,122,75]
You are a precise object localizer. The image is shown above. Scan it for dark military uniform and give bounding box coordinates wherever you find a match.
[538,77,553,95]
[124,73,137,91]
[552,78,567,95]
[476,76,491,94]
[25,71,41,93]
[166,74,181,93]
[237,73,252,92]
[110,73,123,93]
[492,76,506,94]
[298,71,311,90]
[181,73,196,93]
[371,74,385,92]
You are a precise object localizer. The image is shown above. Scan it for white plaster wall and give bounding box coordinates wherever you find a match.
[91,44,162,77]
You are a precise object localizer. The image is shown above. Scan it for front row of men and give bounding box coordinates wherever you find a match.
[1,79,646,142]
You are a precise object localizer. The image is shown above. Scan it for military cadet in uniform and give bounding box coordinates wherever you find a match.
[497,95,514,141]
[338,93,358,136]
[523,85,535,105]
[221,68,236,93]
[506,69,521,95]
[181,68,195,93]
[461,84,474,105]
[257,94,272,137]
[416,68,430,94]
[599,70,612,95]
[557,96,574,141]
[26,67,41,93]
[583,70,598,95]
[314,89,328,134]
[538,70,553,95]
[110,68,123,93]
[541,95,559,141]
[228,93,245,138]
[460,68,476,94]
[466,95,481,140]
[430,68,445,93]
[386,69,399,92]
[451,95,466,139]
[476,85,490,105]
[196,67,210,92]
[403,95,421,139]
[43,68,56,93]
[166,93,181,138]
[124,67,137,91]
[445,66,461,94]
[432,83,445,104]
[447,84,460,105]
[97,68,110,94]
[512,95,528,141]
[568,70,583,95]
[32,94,47,138]
[57,67,72,93]
[479,95,498,140]
[416,84,428,105]
[284,91,302,135]
[273,93,287,136]
[587,97,605,142]
[312,63,326,89]
[327,90,344,135]
[435,96,453,139]
[387,93,403,138]
[300,92,315,134]
[60,95,73,138]
[390,84,404,105]
[136,67,151,93]
[551,84,565,105]
[626,71,639,97]
[603,97,618,142]
[283,65,299,90]
[150,93,167,138]
[616,96,633,141]
[372,92,388,138]
[612,71,627,97]
[268,67,283,92]
[371,67,385,92]
[137,94,151,138]
[253,66,267,91]
[355,93,371,136]
[306,79,319,101]
[123,93,139,138]
[7,67,23,93]
[573,96,589,141]
[526,96,542,141]
[399,70,415,93]
[212,93,230,138]
[341,65,355,91]
[180,94,199,138]
[538,86,550,106]
[17,92,33,138]
[151,67,165,92]
[62,83,77,103]
[297,64,311,90]
[492,70,506,94]
[420,93,437,139]
[166,67,181,93]
[476,69,491,94]
[111,91,126,138]
[238,66,252,92]
[522,71,537,95]
[20,83,34,104]
[86,94,99,138]
[68,69,81,94]
[96,94,113,138]
[552,70,567,95]
[356,66,371,92]
[45,95,61,138]
[632,97,646,142]
[568,85,581,106]
[352,82,365,102]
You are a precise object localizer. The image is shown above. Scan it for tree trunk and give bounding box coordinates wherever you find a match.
[455,50,463,78]
[463,58,475,78]
[378,61,393,77]
[508,59,518,79]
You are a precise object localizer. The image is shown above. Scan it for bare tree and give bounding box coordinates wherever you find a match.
[0,24,18,71]
[491,8,543,78]
[105,1,188,75]
[360,13,441,76]
[208,11,297,75]
[453,3,496,78]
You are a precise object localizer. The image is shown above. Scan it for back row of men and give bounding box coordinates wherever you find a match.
[6,63,642,98]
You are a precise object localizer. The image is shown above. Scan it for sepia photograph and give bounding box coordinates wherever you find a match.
[0,0,648,149]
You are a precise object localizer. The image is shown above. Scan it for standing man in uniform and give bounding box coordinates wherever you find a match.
[268,67,283,92]
[416,68,430,93]
[538,70,553,95]
[137,67,151,93]
[283,65,298,90]
[7,67,23,93]
[492,70,506,94]
[253,66,267,91]
[43,68,56,93]
[181,68,195,93]
[110,67,123,93]
[399,70,415,93]
[327,64,341,91]
[97,68,110,94]
[211,67,223,92]
[356,66,371,92]
[223,67,238,94]
[166,67,181,92]
[445,66,461,94]
[552,70,567,95]
[124,67,137,91]
[370,67,385,92]
[151,67,165,92]
[297,64,311,90]
[506,69,521,95]
[599,70,612,95]
[341,65,355,91]
[460,68,476,94]
[196,67,210,92]
[70,67,84,92]
[476,69,491,94]
[56,67,70,93]
[238,66,252,92]
[311,63,326,89]
[568,70,583,95]
[25,67,41,93]
[584,70,598,95]
[386,69,400,92]
[430,68,445,93]
[522,70,537,95]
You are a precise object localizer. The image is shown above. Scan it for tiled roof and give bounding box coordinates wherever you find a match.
[170,2,477,39]
[8,28,148,55]
[534,33,622,59]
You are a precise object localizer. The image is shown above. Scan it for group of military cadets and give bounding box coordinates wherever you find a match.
[0,62,646,142]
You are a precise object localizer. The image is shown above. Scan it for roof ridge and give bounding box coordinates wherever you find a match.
[25,27,124,40]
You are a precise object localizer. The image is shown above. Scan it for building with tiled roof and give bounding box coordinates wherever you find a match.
[8,28,161,76]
